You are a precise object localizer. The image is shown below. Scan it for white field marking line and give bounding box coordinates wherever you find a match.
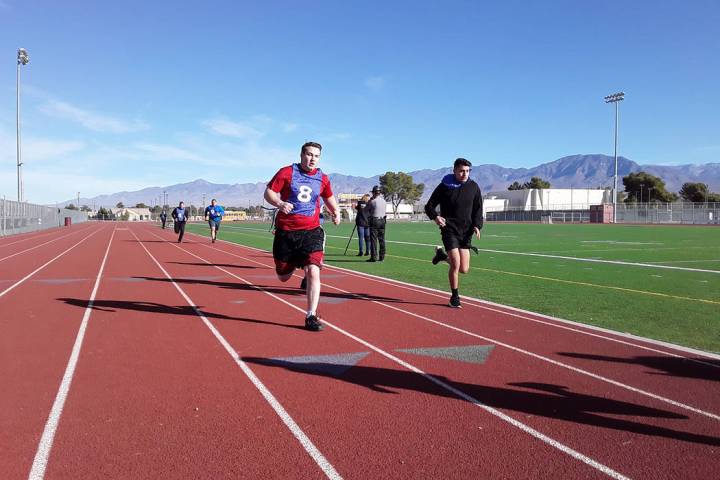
[581,241,663,245]
[136,229,342,480]
[0,224,95,263]
[188,231,720,365]
[646,259,720,265]
[28,227,116,480]
[217,225,720,274]
[0,226,106,300]
[160,232,630,480]
[320,265,720,368]
[198,241,720,423]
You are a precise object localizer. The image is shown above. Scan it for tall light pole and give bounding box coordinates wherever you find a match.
[17,48,30,202]
[604,91,625,223]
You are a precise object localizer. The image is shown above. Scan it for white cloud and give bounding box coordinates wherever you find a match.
[202,117,264,139]
[365,76,387,90]
[38,99,149,133]
[282,122,298,133]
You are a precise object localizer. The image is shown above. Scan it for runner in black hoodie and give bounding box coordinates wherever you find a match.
[424,158,483,308]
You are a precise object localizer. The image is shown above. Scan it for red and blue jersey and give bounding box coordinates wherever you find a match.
[267,163,333,231]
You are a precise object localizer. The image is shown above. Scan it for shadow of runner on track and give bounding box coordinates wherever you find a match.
[557,352,720,382]
[242,357,720,447]
[131,276,441,306]
[57,298,307,331]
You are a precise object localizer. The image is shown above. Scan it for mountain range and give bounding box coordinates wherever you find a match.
[72,154,720,208]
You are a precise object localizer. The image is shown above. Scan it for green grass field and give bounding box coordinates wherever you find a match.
[186,221,720,353]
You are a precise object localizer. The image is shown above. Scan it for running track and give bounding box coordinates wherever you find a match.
[1,222,718,479]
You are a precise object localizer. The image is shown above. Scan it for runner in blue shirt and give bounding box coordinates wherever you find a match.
[204,198,225,243]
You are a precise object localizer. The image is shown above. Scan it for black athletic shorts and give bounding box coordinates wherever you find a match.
[272,227,325,275]
[441,227,473,251]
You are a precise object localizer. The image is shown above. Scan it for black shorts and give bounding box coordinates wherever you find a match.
[441,228,473,251]
[272,227,325,275]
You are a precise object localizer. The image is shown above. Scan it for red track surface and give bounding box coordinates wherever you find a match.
[1,222,718,479]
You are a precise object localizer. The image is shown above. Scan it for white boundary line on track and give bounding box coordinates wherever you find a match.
[0,229,61,249]
[134,229,342,480]
[218,224,720,274]
[193,230,720,363]
[316,265,720,366]
[175,231,720,422]
[28,227,116,480]
[151,228,630,480]
[0,224,94,263]
[0,226,105,300]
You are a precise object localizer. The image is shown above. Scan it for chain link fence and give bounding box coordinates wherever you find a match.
[1,198,89,236]
[616,202,720,225]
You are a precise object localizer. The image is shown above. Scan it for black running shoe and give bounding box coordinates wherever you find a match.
[432,246,448,265]
[305,314,324,331]
[449,294,462,308]
[366,257,377,263]
[300,277,307,290]
[356,252,364,256]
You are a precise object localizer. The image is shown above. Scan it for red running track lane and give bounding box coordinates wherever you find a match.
[3,222,718,479]
[164,224,720,479]
[0,223,96,272]
[0,223,113,479]
[140,225,623,478]
[0,223,96,260]
[37,226,339,479]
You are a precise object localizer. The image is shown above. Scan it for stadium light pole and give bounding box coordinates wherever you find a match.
[604,91,625,223]
[16,48,30,202]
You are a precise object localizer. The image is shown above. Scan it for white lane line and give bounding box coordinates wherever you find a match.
[189,231,720,364]
[217,225,719,274]
[0,224,94,263]
[181,232,720,421]
[28,227,116,480]
[0,229,60,248]
[155,229,629,480]
[324,266,720,368]
[135,228,341,480]
[0,226,105,300]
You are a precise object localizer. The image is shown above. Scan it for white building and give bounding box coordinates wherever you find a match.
[483,188,612,213]
[110,207,153,221]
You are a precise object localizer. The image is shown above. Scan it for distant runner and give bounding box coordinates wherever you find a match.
[264,141,341,331]
[171,201,189,243]
[424,158,483,308]
[204,199,225,243]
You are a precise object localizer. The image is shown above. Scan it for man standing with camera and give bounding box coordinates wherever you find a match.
[366,185,387,262]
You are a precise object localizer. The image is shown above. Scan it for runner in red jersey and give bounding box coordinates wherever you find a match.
[264,141,341,331]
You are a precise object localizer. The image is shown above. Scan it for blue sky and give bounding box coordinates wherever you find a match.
[1,0,718,203]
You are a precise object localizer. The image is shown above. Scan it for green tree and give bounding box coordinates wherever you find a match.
[622,171,677,203]
[508,181,523,190]
[379,171,425,217]
[679,182,710,202]
[522,177,551,189]
[120,211,130,221]
[116,202,125,208]
[135,203,148,208]
[65,203,78,210]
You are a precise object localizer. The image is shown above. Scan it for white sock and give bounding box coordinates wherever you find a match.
[307,310,315,318]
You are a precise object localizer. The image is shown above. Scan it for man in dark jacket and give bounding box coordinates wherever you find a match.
[171,201,189,243]
[424,158,483,308]
[159,210,167,229]
[354,194,371,256]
